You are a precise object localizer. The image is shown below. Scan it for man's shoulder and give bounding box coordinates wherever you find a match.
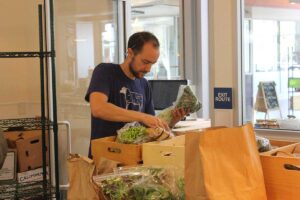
[138,78,150,88]
[93,63,119,76]
[95,63,118,70]
[140,77,149,84]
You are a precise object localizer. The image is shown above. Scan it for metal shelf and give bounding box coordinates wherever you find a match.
[0,1,60,198]
[0,117,52,132]
[0,181,56,200]
[0,51,55,58]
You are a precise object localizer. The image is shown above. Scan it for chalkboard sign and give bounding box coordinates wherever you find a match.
[255,81,280,112]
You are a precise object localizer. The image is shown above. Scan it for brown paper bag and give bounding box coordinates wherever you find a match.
[185,124,267,200]
[67,154,99,200]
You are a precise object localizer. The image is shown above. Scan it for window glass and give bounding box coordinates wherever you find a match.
[243,1,300,130]
[131,0,182,80]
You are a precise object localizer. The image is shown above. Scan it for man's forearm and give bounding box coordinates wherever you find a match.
[92,102,146,123]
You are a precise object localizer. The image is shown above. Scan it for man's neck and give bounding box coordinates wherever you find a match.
[120,61,135,80]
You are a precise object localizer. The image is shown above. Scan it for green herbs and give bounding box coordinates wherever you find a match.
[157,86,202,126]
[157,107,174,125]
[116,123,171,144]
[116,126,147,144]
[101,177,130,200]
[94,167,184,200]
[176,177,185,200]
[130,184,174,200]
[176,86,201,113]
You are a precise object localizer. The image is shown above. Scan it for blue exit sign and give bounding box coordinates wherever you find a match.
[214,88,233,109]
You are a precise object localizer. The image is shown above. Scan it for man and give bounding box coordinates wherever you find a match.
[85,32,186,156]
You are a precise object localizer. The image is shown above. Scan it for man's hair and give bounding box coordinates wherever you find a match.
[127,31,159,54]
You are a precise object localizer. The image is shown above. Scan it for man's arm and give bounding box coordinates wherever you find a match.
[90,92,169,130]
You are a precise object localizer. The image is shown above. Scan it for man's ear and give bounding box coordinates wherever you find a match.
[127,48,134,58]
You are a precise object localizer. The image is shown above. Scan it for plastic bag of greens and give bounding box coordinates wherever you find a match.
[116,122,172,144]
[256,135,271,152]
[157,85,202,125]
[93,166,185,200]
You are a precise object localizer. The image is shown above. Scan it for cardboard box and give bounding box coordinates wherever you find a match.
[16,134,49,172]
[143,135,185,171]
[4,130,42,149]
[92,136,142,166]
[260,142,300,200]
[17,167,49,183]
[269,139,296,149]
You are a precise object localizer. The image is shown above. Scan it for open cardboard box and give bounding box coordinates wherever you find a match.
[260,142,300,200]
[143,135,185,170]
[91,136,142,166]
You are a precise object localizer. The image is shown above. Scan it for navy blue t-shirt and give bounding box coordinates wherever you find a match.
[85,63,155,140]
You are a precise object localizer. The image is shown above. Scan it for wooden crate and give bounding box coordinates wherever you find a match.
[142,135,185,170]
[260,142,300,200]
[269,139,296,149]
[91,136,142,166]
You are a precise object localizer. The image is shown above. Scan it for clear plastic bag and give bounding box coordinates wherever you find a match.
[93,166,185,200]
[256,136,271,152]
[157,85,202,125]
[116,122,173,144]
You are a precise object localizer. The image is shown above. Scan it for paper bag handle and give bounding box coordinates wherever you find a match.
[284,164,300,171]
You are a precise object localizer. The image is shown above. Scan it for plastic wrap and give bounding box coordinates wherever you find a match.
[157,85,202,125]
[116,122,172,144]
[93,166,184,200]
[256,136,271,152]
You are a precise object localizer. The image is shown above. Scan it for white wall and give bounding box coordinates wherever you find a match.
[208,0,241,126]
[247,6,300,21]
[0,0,44,119]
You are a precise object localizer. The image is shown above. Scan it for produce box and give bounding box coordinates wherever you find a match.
[4,130,42,148]
[260,142,300,200]
[16,134,49,172]
[269,139,296,149]
[92,136,142,166]
[4,130,49,172]
[143,135,185,171]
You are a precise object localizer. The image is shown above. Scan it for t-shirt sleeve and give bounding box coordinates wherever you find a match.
[144,80,155,115]
[85,64,111,102]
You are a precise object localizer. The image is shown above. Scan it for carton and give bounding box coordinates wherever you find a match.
[92,136,142,166]
[260,142,300,200]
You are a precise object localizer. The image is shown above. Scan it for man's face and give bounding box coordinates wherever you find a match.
[128,42,160,79]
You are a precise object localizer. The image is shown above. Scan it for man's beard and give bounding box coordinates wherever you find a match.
[129,60,140,78]
[129,57,147,78]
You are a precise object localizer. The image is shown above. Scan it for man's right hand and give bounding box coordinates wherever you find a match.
[140,114,170,131]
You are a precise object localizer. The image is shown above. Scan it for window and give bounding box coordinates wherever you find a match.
[243,0,300,130]
[130,0,182,80]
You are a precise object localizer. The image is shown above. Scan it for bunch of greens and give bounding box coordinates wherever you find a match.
[101,177,130,200]
[116,123,171,144]
[129,184,174,200]
[176,86,201,113]
[156,107,174,125]
[176,177,185,200]
[157,86,202,125]
[94,167,184,200]
[116,125,148,144]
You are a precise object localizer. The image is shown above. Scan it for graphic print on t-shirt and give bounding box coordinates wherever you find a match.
[120,87,143,111]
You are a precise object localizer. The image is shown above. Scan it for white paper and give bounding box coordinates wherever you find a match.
[0,152,15,181]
